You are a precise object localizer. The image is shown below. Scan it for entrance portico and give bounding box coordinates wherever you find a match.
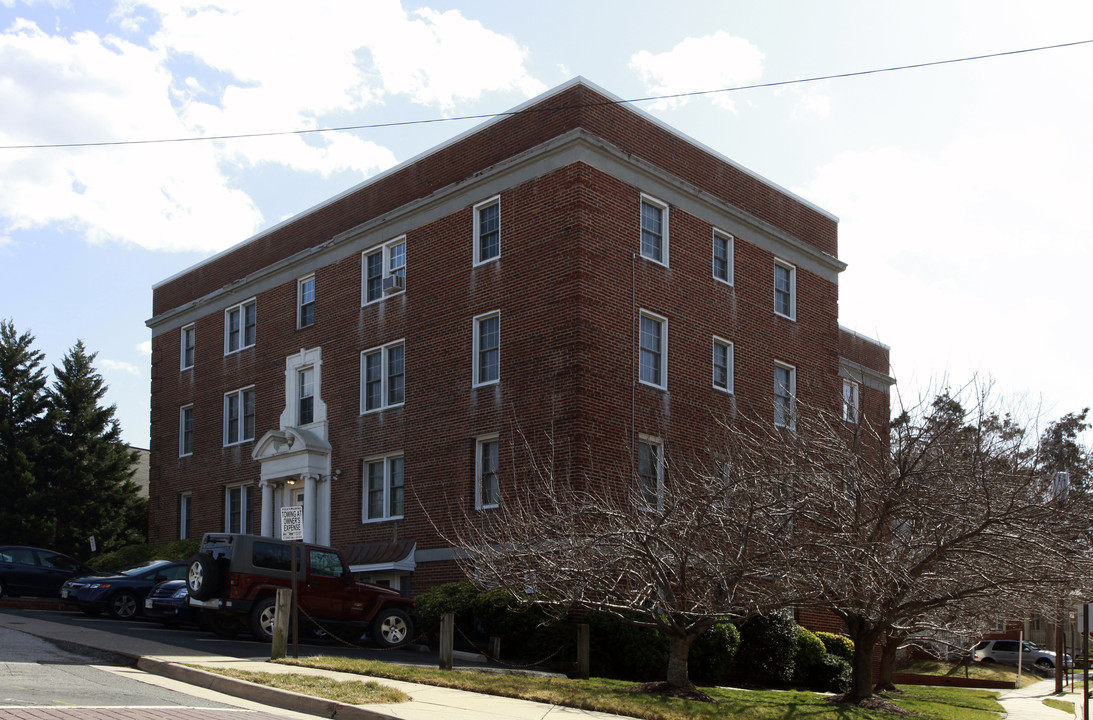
[252,427,332,545]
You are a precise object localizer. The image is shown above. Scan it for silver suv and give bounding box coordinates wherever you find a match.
[972,639,1071,669]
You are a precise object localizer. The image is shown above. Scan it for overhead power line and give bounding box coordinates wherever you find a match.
[2,38,1090,151]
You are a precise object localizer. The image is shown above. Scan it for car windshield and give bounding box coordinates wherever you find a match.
[118,559,171,576]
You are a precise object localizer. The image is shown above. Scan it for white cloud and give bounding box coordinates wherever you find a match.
[798,127,1093,414]
[630,31,764,112]
[100,358,141,376]
[137,340,151,355]
[0,1,545,253]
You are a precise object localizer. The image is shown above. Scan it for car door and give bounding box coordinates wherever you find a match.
[302,548,347,620]
[0,548,40,595]
[34,551,85,596]
[992,640,1020,664]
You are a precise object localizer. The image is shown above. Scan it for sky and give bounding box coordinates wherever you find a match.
[1,0,1091,449]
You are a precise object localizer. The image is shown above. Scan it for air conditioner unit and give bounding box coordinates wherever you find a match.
[382,275,405,294]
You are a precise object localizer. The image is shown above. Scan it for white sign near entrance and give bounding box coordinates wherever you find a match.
[280,506,304,541]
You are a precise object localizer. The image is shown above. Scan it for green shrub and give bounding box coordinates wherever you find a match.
[587,611,668,682]
[86,538,200,572]
[793,626,826,683]
[815,631,854,663]
[806,653,852,693]
[471,588,570,663]
[691,622,740,685]
[734,610,797,685]
[412,580,480,638]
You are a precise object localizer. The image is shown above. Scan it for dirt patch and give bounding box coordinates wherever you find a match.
[828,693,913,714]
[627,680,715,703]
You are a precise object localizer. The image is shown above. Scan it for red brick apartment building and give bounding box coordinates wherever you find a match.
[146,78,894,595]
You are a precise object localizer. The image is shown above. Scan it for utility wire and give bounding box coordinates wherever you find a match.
[2,38,1090,151]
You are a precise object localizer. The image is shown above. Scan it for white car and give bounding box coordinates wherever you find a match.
[972,639,1072,669]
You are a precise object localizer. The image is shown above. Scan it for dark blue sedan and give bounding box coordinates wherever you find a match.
[0,546,92,598]
[143,579,198,627]
[60,560,188,619]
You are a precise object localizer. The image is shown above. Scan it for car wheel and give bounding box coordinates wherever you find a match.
[186,554,218,601]
[980,657,995,664]
[1036,658,1054,669]
[248,597,277,643]
[371,608,412,648]
[0,578,6,597]
[203,611,243,637]
[110,591,139,620]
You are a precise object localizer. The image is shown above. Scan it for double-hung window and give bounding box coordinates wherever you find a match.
[713,231,734,284]
[179,405,194,456]
[298,367,315,425]
[361,340,405,413]
[639,311,667,389]
[363,237,407,304]
[473,197,500,265]
[476,436,499,509]
[225,484,251,533]
[181,324,195,370]
[473,312,500,386]
[224,387,255,445]
[637,435,664,511]
[842,380,859,423]
[298,275,315,328]
[774,260,796,320]
[363,454,405,522]
[713,337,733,393]
[774,362,796,429]
[640,195,668,265]
[225,299,256,353]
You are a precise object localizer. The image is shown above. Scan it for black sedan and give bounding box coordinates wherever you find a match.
[0,545,92,598]
[143,579,199,627]
[60,559,188,619]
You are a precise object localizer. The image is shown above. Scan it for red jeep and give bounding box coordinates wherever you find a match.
[186,533,415,646]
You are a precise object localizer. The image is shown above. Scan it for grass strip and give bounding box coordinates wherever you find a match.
[1043,698,1076,715]
[275,656,1005,720]
[205,667,409,705]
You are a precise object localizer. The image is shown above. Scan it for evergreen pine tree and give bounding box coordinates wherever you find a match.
[43,340,145,558]
[0,320,50,545]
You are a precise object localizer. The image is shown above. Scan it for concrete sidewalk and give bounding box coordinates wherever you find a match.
[0,610,631,719]
[998,676,1088,720]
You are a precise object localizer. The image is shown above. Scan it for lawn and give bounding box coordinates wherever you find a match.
[262,656,1007,720]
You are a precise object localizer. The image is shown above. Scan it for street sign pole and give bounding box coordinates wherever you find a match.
[280,506,305,660]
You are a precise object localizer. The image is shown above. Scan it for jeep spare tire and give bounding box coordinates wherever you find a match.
[186,553,218,600]
[371,607,412,648]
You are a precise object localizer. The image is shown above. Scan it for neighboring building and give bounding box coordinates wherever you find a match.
[146,78,893,596]
[129,446,150,498]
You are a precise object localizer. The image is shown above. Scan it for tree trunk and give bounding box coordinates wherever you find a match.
[665,633,695,689]
[844,616,883,702]
[875,630,903,692]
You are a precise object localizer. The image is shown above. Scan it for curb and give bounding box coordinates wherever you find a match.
[138,657,393,720]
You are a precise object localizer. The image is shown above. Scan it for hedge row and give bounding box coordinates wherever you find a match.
[413,581,853,691]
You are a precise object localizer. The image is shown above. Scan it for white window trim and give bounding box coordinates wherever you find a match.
[774,259,796,321]
[223,386,255,446]
[362,452,405,523]
[224,483,251,534]
[473,196,501,266]
[180,324,195,371]
[361,236,407,306]
[224,298,257,355]
[179,404,193,457]
[774,361,797,429]
[472,311,501,388]
[843,380,860,423]
[712,336,734,394]
[297,366,315,426]
[297,274,315,328]
[637,434,665,512]
[638,310,668,390]
[475,434,500,510]
[360,339,406,414]
[639,194,669,267]
[713,229,734,286]
[180,492,192,540]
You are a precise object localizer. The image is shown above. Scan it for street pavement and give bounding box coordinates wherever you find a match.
[1,605,1086,720]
